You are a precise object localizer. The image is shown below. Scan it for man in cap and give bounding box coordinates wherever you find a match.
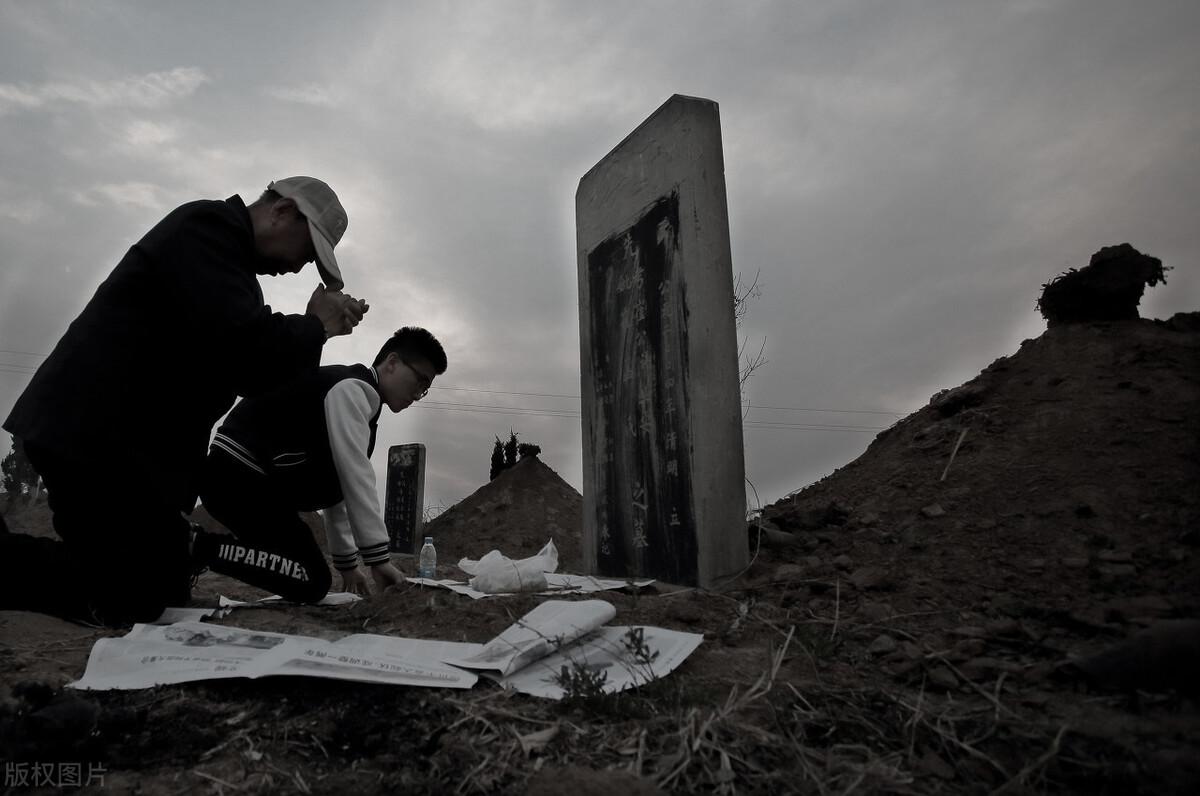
[1,176,366,625]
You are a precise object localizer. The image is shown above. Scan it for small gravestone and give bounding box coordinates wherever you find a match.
[383,443,426,554]
[576,94,747,587]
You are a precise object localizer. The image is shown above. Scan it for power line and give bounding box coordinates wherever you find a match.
[414,401,889,432]
[745,403,901,417]
[422,398,891,428]
[431,385,581,400]
[430,385,903,417]
[414,403,580,419]
[421,399,580,415]
[744,421,884,433]
[0,352,906,420]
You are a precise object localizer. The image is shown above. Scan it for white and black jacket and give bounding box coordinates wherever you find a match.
[211,363,390,570]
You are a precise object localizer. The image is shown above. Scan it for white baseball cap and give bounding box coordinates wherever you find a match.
[268,176,348,290]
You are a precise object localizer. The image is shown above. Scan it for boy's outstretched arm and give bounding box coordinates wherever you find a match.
[325,379,395,582]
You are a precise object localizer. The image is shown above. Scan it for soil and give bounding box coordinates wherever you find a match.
[1,312,1198,794]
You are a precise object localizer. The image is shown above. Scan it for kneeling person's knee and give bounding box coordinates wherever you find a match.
[289,562,332,604]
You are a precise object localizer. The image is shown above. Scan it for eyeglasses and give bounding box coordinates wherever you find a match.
[403,359,434,400]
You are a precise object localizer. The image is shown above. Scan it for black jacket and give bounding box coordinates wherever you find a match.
[211,364,382,511]
[4,196,326,510]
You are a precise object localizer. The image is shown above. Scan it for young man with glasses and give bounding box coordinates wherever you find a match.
[190,327,446,600]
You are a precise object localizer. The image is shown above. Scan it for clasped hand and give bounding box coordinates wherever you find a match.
[308,284,369,338]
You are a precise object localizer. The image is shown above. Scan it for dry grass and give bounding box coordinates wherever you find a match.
[407,620,1146,796]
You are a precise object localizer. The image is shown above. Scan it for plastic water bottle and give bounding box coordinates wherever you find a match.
[418,536,437,579]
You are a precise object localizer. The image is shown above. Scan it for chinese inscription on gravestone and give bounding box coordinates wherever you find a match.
[576,95,747,587]
[383,443,426,555]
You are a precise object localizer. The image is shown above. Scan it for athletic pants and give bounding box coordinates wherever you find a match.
[193,448,332,603]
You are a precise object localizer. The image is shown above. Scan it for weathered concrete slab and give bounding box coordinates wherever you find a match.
[576,94,747,587]
[383,443,426,554]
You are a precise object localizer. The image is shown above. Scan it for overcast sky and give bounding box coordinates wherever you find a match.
[1,1,1197,515]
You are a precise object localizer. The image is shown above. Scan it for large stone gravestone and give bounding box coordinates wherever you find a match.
[383,443,426,554]
[576,94,747,587]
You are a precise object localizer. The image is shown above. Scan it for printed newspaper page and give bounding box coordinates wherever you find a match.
[69,621,482,691]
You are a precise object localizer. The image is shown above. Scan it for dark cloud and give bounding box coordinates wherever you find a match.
[1,1,1196,514]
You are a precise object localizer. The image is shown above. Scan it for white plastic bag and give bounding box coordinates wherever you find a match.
[458,540,559,594]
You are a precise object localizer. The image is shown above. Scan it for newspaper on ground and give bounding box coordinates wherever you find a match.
[70,600,703,699]
[218,592,362,610]
[407,573,655,599]
[151,592,362,625]
[69,621,481,691]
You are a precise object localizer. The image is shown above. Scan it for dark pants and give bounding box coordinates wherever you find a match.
[194,449,331,603]
[0,442,192,626]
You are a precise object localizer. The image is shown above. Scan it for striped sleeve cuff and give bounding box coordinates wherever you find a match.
[360,542,391,567]
[331,551,360,571]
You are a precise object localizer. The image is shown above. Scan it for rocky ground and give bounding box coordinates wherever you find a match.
[1,306,1197,794]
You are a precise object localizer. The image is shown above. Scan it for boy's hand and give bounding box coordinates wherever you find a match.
[370,561,405,592]
[339,567,371,596]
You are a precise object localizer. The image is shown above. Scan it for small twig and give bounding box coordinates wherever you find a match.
[455,754,492,794]
[989,724,1068,795]
[905,678,926,763]
[940,427,970,481]
[992,673,1008,724]
[307,732,329,760]
[473,705,558,726]
[829,579,841,642]
[195,770,243,790]
[712,477,766,591]
[928,653,1019,718]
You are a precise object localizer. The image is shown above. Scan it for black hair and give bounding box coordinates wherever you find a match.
[373,327,448,373]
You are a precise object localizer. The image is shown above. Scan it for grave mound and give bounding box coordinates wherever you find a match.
[423,455,583,572]
[760,252,1199,699]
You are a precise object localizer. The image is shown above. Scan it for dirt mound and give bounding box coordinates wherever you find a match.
[762,314,1200,606]
[423,455,583,572]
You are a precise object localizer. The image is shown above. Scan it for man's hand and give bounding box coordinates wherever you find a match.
[339,567,371,596]
[307,285,370,338]
[370,561,405,592]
